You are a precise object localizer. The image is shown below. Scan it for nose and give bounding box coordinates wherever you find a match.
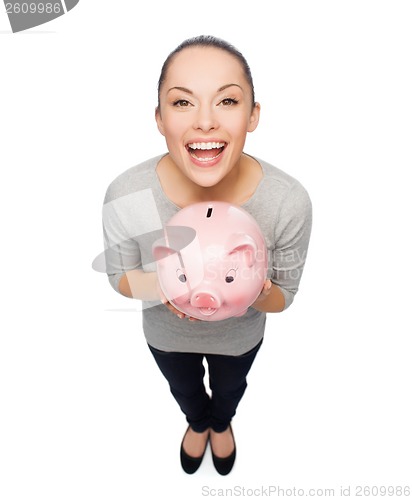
[191,292,221,309]
[193,105,219,132]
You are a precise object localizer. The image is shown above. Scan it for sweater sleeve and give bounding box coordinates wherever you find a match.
[101,186,163,294]
[269,181,312,309]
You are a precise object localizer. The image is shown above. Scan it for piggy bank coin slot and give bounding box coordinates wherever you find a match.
[206,207,213,218]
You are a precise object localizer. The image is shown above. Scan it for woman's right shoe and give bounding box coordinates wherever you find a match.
[180,426,209,474]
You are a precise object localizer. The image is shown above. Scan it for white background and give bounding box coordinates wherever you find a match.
[1,1,411,499]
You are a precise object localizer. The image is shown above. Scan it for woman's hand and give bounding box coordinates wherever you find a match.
[253,279,273,304]
[251,279,286,313]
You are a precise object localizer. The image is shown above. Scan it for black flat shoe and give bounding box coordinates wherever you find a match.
[180,426,209,474]
[210,425,236,476]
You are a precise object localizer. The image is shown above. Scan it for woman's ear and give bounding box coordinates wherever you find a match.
[155,106,165,136]
[247,102,261,133]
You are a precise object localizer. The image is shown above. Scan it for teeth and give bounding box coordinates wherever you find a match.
[188,142,225,150]
[191,151,222,162]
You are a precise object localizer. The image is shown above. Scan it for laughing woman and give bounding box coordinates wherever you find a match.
[101,35,312,475]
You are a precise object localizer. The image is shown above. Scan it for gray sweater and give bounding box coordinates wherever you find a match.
[102,154,312,355]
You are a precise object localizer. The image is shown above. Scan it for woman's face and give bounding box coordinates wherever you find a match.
[156,46,260,188]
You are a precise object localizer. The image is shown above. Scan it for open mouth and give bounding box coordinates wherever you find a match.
[198,307,218,316]
[186,141,227,162]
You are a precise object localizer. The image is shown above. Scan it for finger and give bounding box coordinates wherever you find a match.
[158,289,168,305]
[166,303,185,319]
[166,302,180,314]
[258,280,272,297]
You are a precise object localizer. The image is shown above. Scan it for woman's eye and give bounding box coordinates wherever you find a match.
[173,99,191,107]
[220,98,238,106]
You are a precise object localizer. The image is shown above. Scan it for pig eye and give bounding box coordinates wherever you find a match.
[176,269,187,283]
[225,269,237,283]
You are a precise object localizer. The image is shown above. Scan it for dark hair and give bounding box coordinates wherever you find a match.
[157,35,255,109]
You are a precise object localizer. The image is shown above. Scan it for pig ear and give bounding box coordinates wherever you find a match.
[152,239,177,263]
[152,225,196,264]
[226,233,257,267]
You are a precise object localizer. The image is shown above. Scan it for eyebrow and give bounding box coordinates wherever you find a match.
[167,83,243,95]
[218,83,243,92]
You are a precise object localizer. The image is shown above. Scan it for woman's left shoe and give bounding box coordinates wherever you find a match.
[210,425,236,476]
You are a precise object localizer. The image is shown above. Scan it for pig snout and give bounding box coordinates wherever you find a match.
[191,292,222,317]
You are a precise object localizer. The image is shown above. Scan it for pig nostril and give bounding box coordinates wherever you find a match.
[192,292,221,310]
[193,293,220,309]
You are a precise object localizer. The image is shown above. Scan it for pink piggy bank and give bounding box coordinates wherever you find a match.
[152,202,268,321]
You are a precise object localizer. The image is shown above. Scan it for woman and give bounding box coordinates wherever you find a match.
[102,35,312,475]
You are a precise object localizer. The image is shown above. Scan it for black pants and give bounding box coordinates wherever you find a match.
[148,339,263,433]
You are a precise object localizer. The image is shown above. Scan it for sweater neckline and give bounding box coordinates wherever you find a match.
[152,153,265,212]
